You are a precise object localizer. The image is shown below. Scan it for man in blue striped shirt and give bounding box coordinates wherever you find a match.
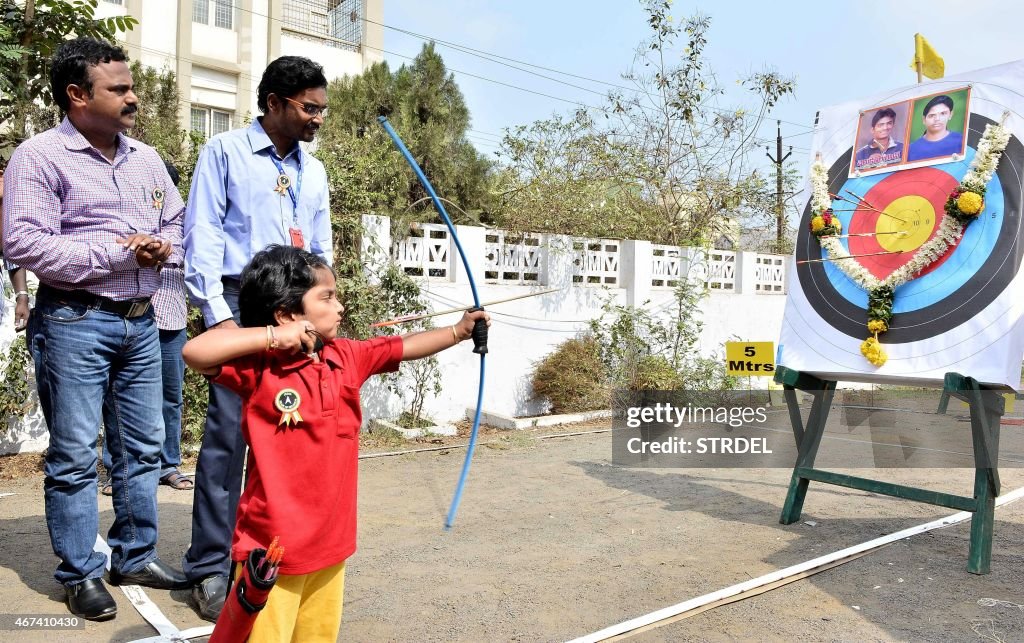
[182,55,333,621]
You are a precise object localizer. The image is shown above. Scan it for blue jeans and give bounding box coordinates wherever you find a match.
[102,328,186,476]
[28,297,164,586]
[183,282,245,582]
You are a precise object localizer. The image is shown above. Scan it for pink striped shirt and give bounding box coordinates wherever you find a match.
[1,117,184,301]
[152,266,187,331]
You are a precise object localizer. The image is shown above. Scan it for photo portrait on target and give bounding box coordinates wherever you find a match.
[906,87,971,163]
[852,101,910,173]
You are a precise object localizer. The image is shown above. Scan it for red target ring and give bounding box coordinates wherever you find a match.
[846,167,960,280]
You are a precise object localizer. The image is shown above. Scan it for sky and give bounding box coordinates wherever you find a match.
[379,0,1024,176]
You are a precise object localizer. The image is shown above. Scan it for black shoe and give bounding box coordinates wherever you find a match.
[109,557,190,590]
[66,578,117,621]
[189,574,228,622]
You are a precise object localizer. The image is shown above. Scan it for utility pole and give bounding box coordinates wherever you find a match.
[765,120,792,253]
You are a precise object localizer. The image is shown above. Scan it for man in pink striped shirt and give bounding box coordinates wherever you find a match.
[2,37,188,621]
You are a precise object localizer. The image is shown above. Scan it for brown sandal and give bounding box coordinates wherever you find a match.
[159,471,194,491]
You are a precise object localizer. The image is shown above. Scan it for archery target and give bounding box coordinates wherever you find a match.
[779,64,1024,387]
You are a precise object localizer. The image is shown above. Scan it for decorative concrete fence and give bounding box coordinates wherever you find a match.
[359,215,789,425]
[0,218,790,453]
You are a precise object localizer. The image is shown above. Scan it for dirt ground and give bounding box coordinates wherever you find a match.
[1,417,1023,642]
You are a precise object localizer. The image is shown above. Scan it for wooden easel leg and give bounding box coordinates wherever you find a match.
[780,473,810,524]
[956,373,1003,575]
[778,378,836,525]
[968,467,995,574]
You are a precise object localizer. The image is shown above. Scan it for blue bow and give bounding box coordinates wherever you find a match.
[378,116,488,530]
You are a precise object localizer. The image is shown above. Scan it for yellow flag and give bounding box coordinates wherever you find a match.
[910,33,944,80]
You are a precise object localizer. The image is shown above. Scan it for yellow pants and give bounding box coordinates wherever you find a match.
[235,560,346,643]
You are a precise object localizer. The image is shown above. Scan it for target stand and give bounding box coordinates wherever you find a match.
[773,366,1003,574]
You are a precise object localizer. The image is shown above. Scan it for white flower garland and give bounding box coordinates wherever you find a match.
[809,122,1009,293]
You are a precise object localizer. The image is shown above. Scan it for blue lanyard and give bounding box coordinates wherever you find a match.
[270,153,303,225]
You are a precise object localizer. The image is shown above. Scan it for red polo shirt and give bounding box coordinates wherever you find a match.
[214,335,403,575]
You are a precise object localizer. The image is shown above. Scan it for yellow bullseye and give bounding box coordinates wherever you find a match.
[877,195,935,252]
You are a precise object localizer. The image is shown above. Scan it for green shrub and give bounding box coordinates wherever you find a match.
[0,336,34,428]
[630,354,685,390]
[531,335,609,413]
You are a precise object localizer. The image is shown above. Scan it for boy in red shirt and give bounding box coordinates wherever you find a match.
[183,244,489,642]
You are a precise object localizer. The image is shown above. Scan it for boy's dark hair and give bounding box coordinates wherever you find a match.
[50,37,128,114]
[256,56,328,113]
[922,95,954,117]
[163,159,180,187]
[871,107,897,127]
[239,245,334,328]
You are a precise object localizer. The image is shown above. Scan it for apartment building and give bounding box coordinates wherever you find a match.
[95,0,384,136]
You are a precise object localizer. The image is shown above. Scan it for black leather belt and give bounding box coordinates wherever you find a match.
[37,284,152,319]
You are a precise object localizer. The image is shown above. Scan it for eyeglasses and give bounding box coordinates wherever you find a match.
[283,96,328,118]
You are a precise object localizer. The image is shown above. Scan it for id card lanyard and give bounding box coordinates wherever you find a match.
[270,154,305,248]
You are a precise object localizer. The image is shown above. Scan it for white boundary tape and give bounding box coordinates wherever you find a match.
[93,535,214,642]
[569,485,1024,643]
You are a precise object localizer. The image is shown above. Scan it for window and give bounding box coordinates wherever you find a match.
[192,0,207,24]
[193,0,234,30]
[283,0,362,45]
[102,0,124,5]
[190,107,232,138]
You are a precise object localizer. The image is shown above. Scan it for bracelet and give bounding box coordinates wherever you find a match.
[14,291,30,299]
[266,325,279,350]
[451,325,461,344]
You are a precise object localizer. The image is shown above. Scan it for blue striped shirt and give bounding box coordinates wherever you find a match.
[183,118,333,326]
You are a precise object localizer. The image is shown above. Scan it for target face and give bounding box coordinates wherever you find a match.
[795,114,1024,345]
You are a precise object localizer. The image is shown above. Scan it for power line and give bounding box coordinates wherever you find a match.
[368,16,818,134]
[159,2,818,139]
[130,13,814,154]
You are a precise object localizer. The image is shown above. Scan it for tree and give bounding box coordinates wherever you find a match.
[0,0,137,162]
[492,109,661,240]
[493,2,795,247]
[317,43,495,230]
[607,4,795,246]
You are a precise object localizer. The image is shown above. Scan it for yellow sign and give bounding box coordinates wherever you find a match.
[725,341,775,376]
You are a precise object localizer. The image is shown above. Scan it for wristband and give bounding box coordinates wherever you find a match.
[451,325,460,344]
[15,291,30,299]
[266,325,280,350]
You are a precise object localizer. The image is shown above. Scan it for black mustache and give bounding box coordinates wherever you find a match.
[122,106,138,116]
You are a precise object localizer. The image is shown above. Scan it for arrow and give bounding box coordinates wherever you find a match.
[842,189,907,224]
[371,288,561,328]
[797,250,904,265]
[820,231,909,239]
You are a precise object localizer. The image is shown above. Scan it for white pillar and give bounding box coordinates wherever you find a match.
[735,250,758,295]
[452,224,486,285]
[541,234,575,289]
[621,240,652,306]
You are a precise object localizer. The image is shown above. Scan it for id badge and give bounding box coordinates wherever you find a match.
[289,227,305,248]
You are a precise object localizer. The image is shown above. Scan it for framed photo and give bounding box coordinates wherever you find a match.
[851,101,910,174]
[905,87,970,163]
[848,86,971,177]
